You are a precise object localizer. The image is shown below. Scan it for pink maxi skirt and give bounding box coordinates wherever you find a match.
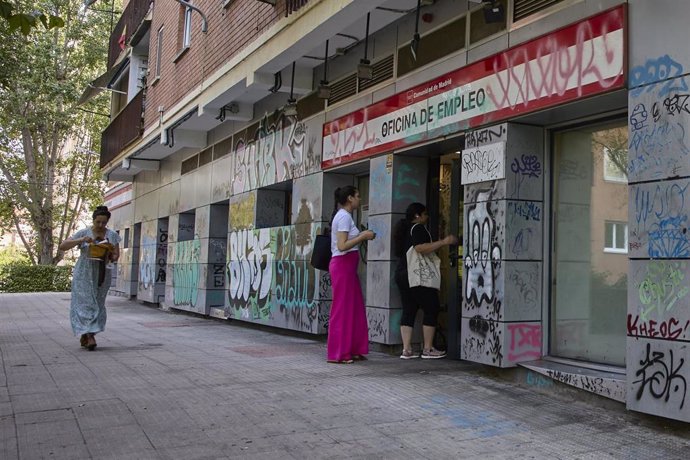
[327,251,369,361]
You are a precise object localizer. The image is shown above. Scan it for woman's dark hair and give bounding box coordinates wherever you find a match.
[393,202,426,257]
[330,185,358,224]
[92,205,111,220]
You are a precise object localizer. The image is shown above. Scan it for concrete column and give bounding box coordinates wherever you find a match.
[164,212,203,313]
[137,219,168,304]
[366,154,428,344]
[461,123,544,367]
[626,0,690,423]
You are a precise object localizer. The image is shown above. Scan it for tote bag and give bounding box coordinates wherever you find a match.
[310,233,332,271]
[406,225,441,290]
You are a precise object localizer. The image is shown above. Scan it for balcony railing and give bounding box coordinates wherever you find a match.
[100,91,144,168]
[108,0,152,69]
[286,0,308,16]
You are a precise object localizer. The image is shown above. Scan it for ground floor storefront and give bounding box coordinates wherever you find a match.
[104,4,690,423]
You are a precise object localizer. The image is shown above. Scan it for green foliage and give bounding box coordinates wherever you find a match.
[0,262,72,292]
[0,0,116,265]
[0,246,30,264]
[0,0,64,35]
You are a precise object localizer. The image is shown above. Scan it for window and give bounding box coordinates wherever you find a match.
[469,0,507,45]
[605,221,628,253]
[155,26,164,79]
[123,228,130,248]
[182,6,192,49]
[551,121,628,366]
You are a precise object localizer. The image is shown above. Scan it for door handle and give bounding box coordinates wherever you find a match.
[448,246,461,267]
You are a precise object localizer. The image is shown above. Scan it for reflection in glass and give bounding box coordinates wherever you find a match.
[552,122,628,366]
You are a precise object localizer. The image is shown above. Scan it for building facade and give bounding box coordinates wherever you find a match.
[91,0,690,423]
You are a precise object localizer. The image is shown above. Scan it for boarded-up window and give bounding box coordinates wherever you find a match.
[514,0,567,22]
[181,154,198,174]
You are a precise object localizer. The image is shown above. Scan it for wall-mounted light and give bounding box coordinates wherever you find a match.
[216,102,239,122]
[173,0,209,33]
[483,0,505,24]
[317,40,331,99]
[357,13,373,80]
[122,158,131,170]
[283,62,298,117]
[410,0,422,62]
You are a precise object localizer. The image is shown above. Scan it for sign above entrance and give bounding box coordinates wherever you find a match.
[322,5,626,169]
[461,141,506,185]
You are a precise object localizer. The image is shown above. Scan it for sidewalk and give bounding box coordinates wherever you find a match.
[1,292,689,459]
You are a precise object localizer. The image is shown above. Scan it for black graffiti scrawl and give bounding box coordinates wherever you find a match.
[634,343,687,410]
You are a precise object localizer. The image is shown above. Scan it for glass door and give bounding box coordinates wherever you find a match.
[442,154,463,358]
[551,120,628,366]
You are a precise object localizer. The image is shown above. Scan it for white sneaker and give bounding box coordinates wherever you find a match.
[400,349,419,359]
[421,348,446,359]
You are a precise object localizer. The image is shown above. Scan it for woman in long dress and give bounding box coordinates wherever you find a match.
[59,205,121,350]
[327,186,376,364]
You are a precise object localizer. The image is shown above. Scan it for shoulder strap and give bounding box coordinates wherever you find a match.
[410,223,432,239]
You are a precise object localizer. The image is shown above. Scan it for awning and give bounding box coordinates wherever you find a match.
[77,57,130,106]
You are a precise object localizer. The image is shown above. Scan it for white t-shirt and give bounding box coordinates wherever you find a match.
[331,208,360,257]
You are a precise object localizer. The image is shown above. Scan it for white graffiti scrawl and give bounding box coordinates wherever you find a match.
[465,191,502,309]
[227,229,273,320]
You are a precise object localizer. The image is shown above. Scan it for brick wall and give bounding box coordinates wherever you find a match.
[144,0,287,130]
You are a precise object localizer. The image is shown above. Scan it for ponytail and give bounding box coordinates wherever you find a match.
[330,185,358,226]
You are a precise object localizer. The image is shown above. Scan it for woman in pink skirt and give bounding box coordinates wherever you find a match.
[327,185,376,364]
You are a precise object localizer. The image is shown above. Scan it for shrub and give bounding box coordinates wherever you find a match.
[0,263,73,293]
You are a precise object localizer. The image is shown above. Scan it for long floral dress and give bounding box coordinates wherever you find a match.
[69,227,121,336]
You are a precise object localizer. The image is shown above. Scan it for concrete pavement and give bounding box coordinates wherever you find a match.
[1,292,689,459]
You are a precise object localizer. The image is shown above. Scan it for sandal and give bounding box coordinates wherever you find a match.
[86,334,97,351]
[327,359,354,364]
[352,355,367,361]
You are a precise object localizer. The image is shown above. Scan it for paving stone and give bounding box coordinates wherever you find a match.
[1,292,690,459]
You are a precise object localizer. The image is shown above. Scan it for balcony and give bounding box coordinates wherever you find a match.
[286,0,308,16]
[100,91,144,168]
[108,0,151,69]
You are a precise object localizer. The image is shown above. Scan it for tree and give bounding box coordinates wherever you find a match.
[0,0,115,265]
[593,126,628,180]
[0,0,64,35]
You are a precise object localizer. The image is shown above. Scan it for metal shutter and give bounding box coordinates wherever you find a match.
[513,0,566,22]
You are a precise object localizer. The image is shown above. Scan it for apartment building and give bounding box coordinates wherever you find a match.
[87,0,690,423]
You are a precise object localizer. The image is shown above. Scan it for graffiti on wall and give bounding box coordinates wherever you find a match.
[138,226,168,298]
[227,228,273,321]
[633,342,687,411]
[510,154,541,199]
[232,116,321,195]
[628,261,690,341]
[226,225,323,332]
[139,235,157,292]
[631,181,690,258]
[230,192,256,231]
[506,323,541,362]
[628,55,690,181]
[465,190,503,315]
[630,55,688,97]
[172,238,201,307]
[322,7,624,168]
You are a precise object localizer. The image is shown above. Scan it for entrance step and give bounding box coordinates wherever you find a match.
[519,359,626,403]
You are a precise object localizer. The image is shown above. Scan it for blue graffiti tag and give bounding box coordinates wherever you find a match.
[630,55,688,97]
